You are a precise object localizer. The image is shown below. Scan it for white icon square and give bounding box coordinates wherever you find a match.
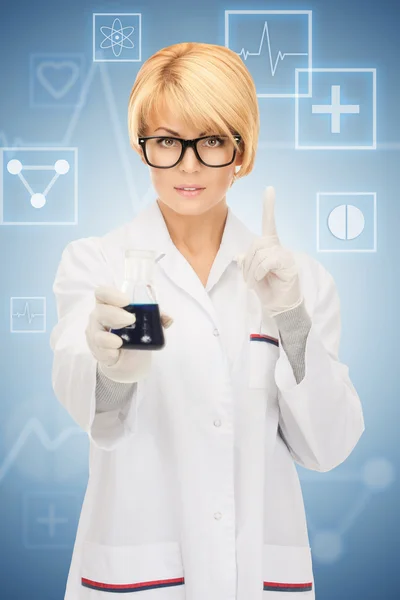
[93,13,141,62]
[1,147,78,225]
[317,192,377,252]
[295,68,376,149]
[10,297,46,332]
[225,10,312,98]
[29,53,85,108]
[23,491,79,549]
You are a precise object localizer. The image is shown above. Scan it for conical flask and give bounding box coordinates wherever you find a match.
[110,249,165,350]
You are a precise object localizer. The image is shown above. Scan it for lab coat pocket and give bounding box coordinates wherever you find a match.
[80,539,186,598]
[262,543,314,595]
[248,334,279,389]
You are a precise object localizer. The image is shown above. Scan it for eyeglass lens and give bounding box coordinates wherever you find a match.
[145,136,237,167]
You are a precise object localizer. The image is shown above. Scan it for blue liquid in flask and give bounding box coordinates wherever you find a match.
[111,303,165,350]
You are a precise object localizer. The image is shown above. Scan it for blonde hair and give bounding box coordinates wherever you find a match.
[127,42,259,184]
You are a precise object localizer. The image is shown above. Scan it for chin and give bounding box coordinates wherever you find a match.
[158,194,227,216]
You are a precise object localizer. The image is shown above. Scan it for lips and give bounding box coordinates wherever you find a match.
[174,187,205,197]
[174,187,205,190]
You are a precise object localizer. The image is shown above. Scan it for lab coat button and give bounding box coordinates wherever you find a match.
[213,328,219,336]
[214,512,222,520]
[213,419,221,427]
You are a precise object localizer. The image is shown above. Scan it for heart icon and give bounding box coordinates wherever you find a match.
[36,61,80,100]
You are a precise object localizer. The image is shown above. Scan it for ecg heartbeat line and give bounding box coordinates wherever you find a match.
[236,20,308,76]
[0,417,83,483]
[12,302,45,325]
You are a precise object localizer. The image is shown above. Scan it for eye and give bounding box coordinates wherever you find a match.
[156,137,177,147]
[203,136,225,147]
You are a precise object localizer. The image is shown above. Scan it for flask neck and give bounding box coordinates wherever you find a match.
[125,258,154,282]
[123,251,157,305]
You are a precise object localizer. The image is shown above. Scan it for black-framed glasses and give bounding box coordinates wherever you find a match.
[138,134,242,169]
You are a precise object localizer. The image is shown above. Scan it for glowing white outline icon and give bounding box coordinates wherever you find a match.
[93,13,142,62]
[225,9,313,98]
[316,192,377,253]
[23,491,80,549]
[7,158,70,210]
[29,53,85,108]
[295,68,377,149]
[10,297,46,333]
[36,61,80,100]
[1,147,78,225]
[100,17,134,58]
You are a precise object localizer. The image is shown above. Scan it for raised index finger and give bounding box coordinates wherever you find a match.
[262,186,280,244]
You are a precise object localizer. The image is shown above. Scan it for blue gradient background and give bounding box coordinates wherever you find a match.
[0,0,399,598]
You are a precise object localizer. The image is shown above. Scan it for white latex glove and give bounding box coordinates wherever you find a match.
[85,285,174,383]
[236,186,303,318]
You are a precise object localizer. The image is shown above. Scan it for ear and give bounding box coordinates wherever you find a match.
[235,139,244,165]
[235,153,243,167]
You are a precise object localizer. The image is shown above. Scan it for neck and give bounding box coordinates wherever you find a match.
[157,199,228,257]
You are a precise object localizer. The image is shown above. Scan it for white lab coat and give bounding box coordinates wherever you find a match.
[50,199,365,600]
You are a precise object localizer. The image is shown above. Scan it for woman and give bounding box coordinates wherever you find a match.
[50,42,365,600]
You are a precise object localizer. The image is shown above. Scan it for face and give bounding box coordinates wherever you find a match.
[139,102,243,216]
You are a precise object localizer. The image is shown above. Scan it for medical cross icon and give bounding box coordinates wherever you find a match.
[36,503,69,538]
[312,85,360,134]
[295,67,376,149]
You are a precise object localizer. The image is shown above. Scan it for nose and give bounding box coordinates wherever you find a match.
[180,143,201,170]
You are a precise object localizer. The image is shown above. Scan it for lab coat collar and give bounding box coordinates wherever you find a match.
[130,199,256,324]
[136,199,255,266]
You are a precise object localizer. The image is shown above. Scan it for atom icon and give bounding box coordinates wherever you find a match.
[100,18,134,58]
